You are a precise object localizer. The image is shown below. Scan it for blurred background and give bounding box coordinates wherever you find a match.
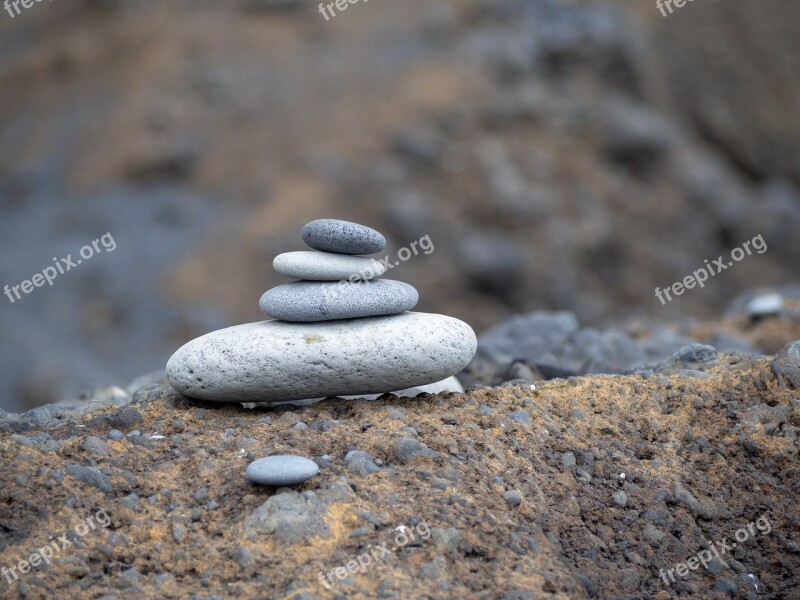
[1,0,798,411]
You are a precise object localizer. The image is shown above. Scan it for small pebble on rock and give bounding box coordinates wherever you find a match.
[246,455,319,486]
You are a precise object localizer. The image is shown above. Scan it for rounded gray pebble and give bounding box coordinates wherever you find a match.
[612,490,628,507]
[246,455,319,486]
[344,450,380,476]
[391,437,438,463]
[259,279,418,322]
[273,251,386,281]
[301,219,386,255]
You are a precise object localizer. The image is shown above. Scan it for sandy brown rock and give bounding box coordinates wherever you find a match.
[1,353,798,598]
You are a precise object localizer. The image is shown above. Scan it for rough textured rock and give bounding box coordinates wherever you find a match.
[391,437,439,464]
[463,308,772,387]
[771,341,800,388]
[1,351,799,598]
[65,464,112,493]
[243,490,331,544]
[344,450,381,476]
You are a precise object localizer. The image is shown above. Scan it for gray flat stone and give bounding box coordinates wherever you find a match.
[301,219,386,255]
[66,464,112,493]
[166,312,477,402]
[246,455,319,486]
[259,279,418,322]
[391,437,438,464]
[344,450,380,476]
[273,251,385,281]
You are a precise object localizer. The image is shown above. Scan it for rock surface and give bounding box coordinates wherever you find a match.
[166,312,477,402]
[462,309,774,387]
[273,251,386,281]
[259,279,418,322]
[771,341,800,388]
[2,350,798,598]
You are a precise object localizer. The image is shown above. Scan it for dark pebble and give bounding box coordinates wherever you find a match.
[711,578,738,596]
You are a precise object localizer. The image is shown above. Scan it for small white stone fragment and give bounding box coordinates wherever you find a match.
[746,293,783,317]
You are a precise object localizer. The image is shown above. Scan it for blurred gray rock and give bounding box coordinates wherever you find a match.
[772,341,800,388]
[391,437,438,464]
[244,490,331,544]
[66,464,112,493]
[344,450,380,476]
[467,310,760,386]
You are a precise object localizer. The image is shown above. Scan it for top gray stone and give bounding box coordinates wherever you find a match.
[301,219,386,255]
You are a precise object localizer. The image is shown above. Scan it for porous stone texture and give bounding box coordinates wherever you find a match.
[259,279,418,322]
[65,464,112,493]
[273,251,386,281]
[771,341,800,388]
[246,455,319,486]
[301,219,386,255]
[243,490,331,544]
[166,312,477,402]
[2,352,798,599]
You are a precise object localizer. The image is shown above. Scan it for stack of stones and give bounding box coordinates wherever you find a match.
[260,219,418,324]
[167,219,476,404]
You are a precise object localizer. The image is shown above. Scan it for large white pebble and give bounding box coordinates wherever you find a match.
[166,312,476,403]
